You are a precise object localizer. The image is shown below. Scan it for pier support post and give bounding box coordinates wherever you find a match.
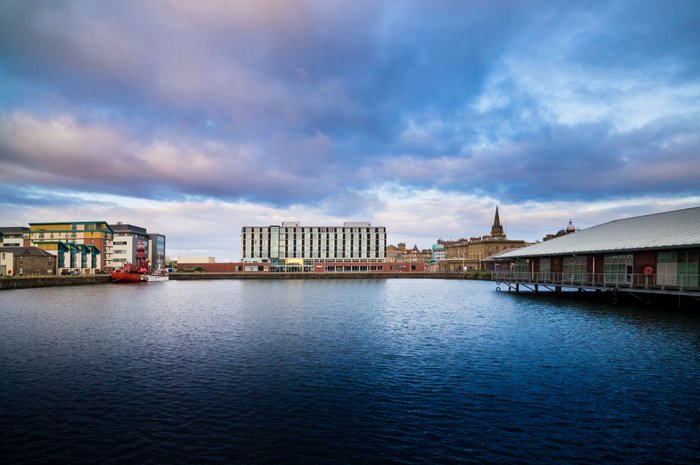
[516,284,520,293]
[534,284,539,293]
[555,286,561,295]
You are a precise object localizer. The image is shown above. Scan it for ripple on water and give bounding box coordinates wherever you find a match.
[1,280,699,464]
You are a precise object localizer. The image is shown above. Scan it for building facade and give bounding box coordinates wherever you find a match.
[110,223,149,269]
[108,224,167,271]
[241,222,387,263]
[494,207,700,296]
[148,233,167,269]
[431,244,445,264]
[28,221,114,274]
[439,207,528,271]
[0,227,29,247]
[0,247,56,276]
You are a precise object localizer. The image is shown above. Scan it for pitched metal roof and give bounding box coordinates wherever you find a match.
[496,206,700,259]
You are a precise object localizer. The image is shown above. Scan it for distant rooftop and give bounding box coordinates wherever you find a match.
[110,223,148,234]
[497,206,700,259]
[0,246,53,257]
[0,226,29,234]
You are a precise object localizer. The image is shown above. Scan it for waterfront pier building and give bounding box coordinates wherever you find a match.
[493,207,700,303]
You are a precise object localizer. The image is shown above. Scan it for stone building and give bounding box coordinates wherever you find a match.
[386,242,432,263]
[542,220,577,241]
[439,207,528,271]
[0,247,56,276]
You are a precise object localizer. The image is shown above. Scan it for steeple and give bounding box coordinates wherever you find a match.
[491,206,505,238]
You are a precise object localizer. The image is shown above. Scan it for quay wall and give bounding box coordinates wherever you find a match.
[0,272,487,290]
[0,275,111,291]
[170,272,474,280]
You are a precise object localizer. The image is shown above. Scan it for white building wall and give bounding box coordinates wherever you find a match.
[0,251,14,275]
[241,223,387,261]
[110,233,149,268]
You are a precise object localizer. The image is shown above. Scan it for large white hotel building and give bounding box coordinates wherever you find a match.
[241,222,386,262]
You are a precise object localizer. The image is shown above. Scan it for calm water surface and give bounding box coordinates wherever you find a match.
[1,280,699,464]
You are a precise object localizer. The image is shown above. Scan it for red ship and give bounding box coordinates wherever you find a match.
[111,240,168,283]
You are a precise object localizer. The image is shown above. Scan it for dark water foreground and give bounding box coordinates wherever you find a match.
[1,280,698,464]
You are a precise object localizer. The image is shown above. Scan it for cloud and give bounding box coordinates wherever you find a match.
[0,111,343,203]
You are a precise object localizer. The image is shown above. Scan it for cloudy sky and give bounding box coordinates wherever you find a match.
[1,0,699,260]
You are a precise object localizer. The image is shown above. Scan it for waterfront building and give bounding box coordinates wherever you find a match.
[439,207,528,271]
[148,233,167,270]
[312,260,425,273]
[493,206,700,298]
[172,260,425,273]
[177,256,216,264]
[28,221,114,274]
[241,221,387,271]
[108,224,167,271]
[406,244,432,263]
[0,227,29,247]
[385,242,407,261]
[431,244,445,264]
[109,223,149,269]
[0,246,56,276]
[386,242,432,264]
[175,262,270,272]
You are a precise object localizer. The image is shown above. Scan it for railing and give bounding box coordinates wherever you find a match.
[492,271,700,291]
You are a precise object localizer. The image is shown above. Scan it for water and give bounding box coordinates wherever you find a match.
[1,279,699,464]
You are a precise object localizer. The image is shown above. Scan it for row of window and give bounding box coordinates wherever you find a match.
[245,227,384,234]
[514,252,699,286]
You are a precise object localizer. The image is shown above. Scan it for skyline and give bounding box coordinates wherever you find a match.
[1,1,700,261]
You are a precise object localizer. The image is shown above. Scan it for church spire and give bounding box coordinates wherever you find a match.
[491,206,505,238]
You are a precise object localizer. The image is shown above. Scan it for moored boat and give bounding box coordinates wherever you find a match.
[111,240,169,283]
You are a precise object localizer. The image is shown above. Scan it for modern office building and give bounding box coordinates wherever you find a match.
[109,224,167,271]
[241,222,387,269]
[148,233,167,269]
[28,221,114,274]
[109,223,150,269]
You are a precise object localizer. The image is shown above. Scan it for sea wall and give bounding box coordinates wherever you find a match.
[0,272,488,290]
[170,272,475,280]
[0,275,111,290]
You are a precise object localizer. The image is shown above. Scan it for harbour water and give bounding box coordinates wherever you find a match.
[1,279,698,464]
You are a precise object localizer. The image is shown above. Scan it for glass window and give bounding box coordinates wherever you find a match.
[657,251,677,286]
[564,256,588,283]
[604,254,633,284]
[539,258,551,281]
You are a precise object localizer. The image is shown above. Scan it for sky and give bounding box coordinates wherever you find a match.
[1,0,699,261]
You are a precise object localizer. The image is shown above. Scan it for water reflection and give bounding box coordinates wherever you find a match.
[1,280,698,464]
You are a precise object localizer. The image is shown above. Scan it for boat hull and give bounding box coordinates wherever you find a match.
[111,271,144,283]
[111,271,169,283]
[143,273,169,282]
